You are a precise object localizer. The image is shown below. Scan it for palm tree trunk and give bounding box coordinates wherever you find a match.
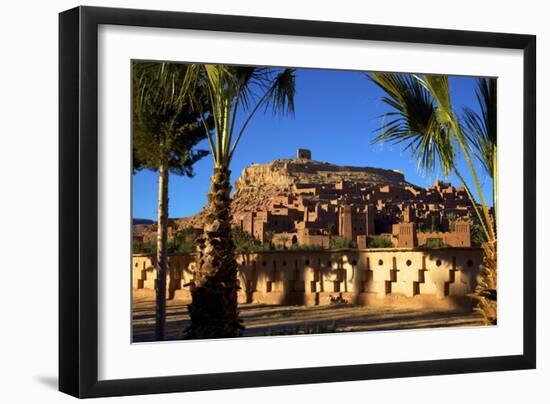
[471,240,497,325]
[451,128,498,325]
[453,168,490,240]
[155,160,169,340]
[185,166,243,339]
[453,123,495,242]
[473,148,497,326]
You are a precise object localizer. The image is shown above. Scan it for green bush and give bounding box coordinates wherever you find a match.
[423,238,448,249]
[288,243,324,251]
[368,235,393,248]
[232,226,266,253]
[170,226,199,253]
[133,241,156,254]
[330,237,357,249]
[470,223,487,246]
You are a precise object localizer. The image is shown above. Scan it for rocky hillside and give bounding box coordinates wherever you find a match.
[174,157,409,230]
[235,158,406,190]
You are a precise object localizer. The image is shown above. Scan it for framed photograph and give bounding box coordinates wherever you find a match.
[59,5,536,398]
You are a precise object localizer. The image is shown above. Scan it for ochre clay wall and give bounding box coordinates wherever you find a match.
[133,248,482,310]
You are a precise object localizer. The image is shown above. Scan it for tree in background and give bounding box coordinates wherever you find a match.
[445,212,458,231]
[423,238,449,249]
[330,237,357,249]
[264,230,275,250]
[133,61,210,340]
[171,225,200,254]
[278,235,290,250]
[368,235,393,248]
[430,215,437,232]
[182,65,296,339]
[231,226,265,253]
[368,72,497,324]
[326,223,335,247]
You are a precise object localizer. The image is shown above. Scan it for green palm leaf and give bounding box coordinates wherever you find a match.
[183,64,295,167]
[369,72,454,177]
[462,78,497,177]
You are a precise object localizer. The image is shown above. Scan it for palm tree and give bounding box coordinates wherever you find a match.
[326,223,335,247]
[133,61,211,340]
[279,235,290,250]
[462,78,497,214]
[418,75,495,241]
[461,77,497,324]
[264,230,276,250]
[446,212,458,231]
[182,65,296,339]
[368,72,497,324]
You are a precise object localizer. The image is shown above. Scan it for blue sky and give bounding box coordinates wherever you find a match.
[132,68,494,220]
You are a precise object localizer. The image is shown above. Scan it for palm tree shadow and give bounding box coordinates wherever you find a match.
[35,375,58,390]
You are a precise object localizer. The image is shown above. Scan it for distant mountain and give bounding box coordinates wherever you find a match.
[132,218,155,225]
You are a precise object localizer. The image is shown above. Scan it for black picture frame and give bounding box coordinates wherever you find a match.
[59,5,536,398]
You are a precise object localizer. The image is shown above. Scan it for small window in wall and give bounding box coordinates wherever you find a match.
[351,259,357,266]
[467,259,473,267]
[327,260,332,267]
[436,259,442,267]
[378,259,384,266]
[406,259,412,266]
[305,259,310,266]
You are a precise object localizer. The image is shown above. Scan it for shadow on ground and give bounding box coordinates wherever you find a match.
[132,297,485,343]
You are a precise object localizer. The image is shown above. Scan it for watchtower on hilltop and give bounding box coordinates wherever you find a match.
[297,149,311,160]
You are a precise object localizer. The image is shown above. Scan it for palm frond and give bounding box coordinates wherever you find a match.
[181,64,296,167]
[369,72,454,177]
[419,73,495,241]
[417,74,454,125]
[132,61,211,175]
[462,78,497,177]
[264,68,296,116]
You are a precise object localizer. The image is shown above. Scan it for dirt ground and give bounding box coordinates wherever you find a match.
[132,297,486,342]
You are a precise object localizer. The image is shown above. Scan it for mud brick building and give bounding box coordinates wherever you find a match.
[132,149,489,309]
[133,248,482,309]
[231,149,479,249]
[135,149,487,249]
